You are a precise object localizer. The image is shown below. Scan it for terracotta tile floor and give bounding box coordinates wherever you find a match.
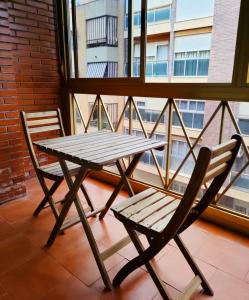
[0,177,249,300]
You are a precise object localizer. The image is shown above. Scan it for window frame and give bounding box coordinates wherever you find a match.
[59,0,249,101]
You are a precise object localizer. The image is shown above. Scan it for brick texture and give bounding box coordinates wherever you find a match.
[0,0,61,203]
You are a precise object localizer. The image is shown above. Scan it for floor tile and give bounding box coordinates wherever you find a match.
[0,253,70,300]
[91,214,128,248]
[173,225,210,256]
[196,234,249,280]
[154,246,216,292]
[118,233,172,263]
[41,276,101,300]
[195,220,249,248]
[0,198,39,224]
[91,259,159,300]
[0,234,42,276]
[193,270,249,300]
[0,220,17,242]
[12,213,56,248]
[50,235,124,286]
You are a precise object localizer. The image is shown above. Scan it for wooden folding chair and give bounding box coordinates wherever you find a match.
[111,134,242,299]
[20,109,95,220]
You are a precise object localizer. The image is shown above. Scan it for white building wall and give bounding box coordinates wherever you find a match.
[176,0,214,21]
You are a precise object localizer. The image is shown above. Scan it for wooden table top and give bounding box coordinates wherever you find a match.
[34,131,166,170]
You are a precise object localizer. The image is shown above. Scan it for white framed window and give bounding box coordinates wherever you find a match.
[172,100,205,129]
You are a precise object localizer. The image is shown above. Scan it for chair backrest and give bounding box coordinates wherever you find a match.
[20,109,65,170]
[163,134,242,238]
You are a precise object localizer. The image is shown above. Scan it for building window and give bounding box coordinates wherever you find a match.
[172,100,205,129]
[125,6,170,29]
[86,16,118,48]
[132,43,169,77]
[174,50,210,76]
[89,102,118,128]
[238,118,249,135]
[234,205,247,214]
[124,107,165,124]
[87,62,118,78]
[171,140,199,175]
[148,6,170,23]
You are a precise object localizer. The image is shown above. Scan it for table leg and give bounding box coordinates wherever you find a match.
[56,159,113,290]
[46,162,89,247]
[99,153,143,219]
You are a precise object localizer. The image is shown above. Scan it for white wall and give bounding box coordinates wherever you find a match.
[174,33,212,52]
[239,103,249,118]
[133,0,172,12]
[84,0,118,18]
[87,46,118,61]
[176,0,214,21]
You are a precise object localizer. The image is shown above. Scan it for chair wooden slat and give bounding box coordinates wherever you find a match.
[204,162,227,183]
[29,124,61,134]
[130,196,175,223]
[113,188,156,212]
[150,211,175,232]
[136,198,179,229]
[208,151,232,171]
[211,139,237,157]
[122,192,167,218]
[26,111,57,118]
[27,117,59,127]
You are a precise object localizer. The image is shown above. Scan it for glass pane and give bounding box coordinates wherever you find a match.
[174,60,184,76]
[144,0,242,83]
[182,112,193,127]
[155,7,170,22]
[185,59,197,76]
[147,10,154,23]
[197,59,209,76]
[74,0,141,78]
[193,113,204,129]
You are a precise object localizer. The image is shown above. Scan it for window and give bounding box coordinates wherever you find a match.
[238,119,249,135]
[133,42,169,77]
[171,140,197,175]
[86,16,118,47]
[128,6,170,28]
[87,62,118,78]
[173,34,211,77]
[141,150,165,169]
[173,100,205,129]
[234,205,247,214]
[174,50,210,76]
[89,102,118,128]
[125,107,165,124]
[147,6,170,24]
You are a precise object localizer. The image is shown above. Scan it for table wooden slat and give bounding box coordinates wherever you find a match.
[34,132,166,169]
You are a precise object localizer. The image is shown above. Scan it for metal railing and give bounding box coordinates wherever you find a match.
[73,94,249,218]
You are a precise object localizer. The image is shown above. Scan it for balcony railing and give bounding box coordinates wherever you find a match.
[73,94,249,219]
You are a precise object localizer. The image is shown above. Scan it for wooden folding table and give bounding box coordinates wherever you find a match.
[34,130,166,289]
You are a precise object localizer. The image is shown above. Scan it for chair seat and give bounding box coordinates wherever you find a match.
[39,161,81,179]
[112,188,181,235]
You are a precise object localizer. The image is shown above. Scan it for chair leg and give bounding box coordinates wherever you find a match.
[33,178,63,216]
[79,183,95,212]
[174,234,213,296]
[36,176,61,220]
[122,225,172,300]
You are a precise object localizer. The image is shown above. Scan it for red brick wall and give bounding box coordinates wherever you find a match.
[0,0,61,203]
